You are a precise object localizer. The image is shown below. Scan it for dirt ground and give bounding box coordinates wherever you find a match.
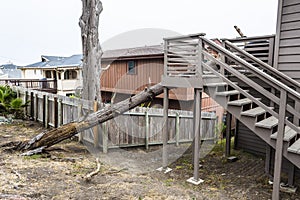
[0,121,299,200]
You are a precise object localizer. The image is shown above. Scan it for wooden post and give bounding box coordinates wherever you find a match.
[272,90,287,200]
[78,103,83,142]
[187,89,203,185]
[225,112,232,157]
[287,161,295,187]
[175,112,180,146]
[30,92,34,118]
[57,98,63,127]
[44,95,49,128]
[54,97,58,128]
[35,93,38,121]
[265,144,272,178]
[145,111,149,150]
[93,101,99,148]
[193,89,202,182]
[42,95,46,126]
[102,122,108,153]
[162,87,169,169]
[24,91,28,116]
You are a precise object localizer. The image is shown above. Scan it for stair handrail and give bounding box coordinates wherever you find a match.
[201,37,300,102]
[201,36,300,132]
[224,40,300,91]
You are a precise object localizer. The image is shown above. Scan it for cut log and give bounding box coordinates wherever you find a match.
[14,83,164,151]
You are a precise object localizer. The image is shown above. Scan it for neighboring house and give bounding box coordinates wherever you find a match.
[19,55,83,96]
[100,44,223,118]
[0,63,22,78]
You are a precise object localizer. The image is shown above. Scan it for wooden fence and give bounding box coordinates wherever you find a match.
[12,86,217,152]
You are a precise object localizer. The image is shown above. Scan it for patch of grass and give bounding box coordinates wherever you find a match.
[23,154,43,160]
[164,178,174,186]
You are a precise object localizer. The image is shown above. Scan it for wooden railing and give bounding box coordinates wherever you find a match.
[199,36,300,198]
[225,35,275,66]
[0,78,57,94]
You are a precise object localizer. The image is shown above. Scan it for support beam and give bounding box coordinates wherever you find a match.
[225,112,232,157]
[272,90,287,200]
[187,88,204,185]
[265,144,272,179]
[157,87,172,173]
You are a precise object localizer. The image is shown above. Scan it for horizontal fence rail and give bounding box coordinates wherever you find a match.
[9,86,218,152]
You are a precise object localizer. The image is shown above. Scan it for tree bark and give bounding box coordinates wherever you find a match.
[14,83,164,151]
[79,0,103,102]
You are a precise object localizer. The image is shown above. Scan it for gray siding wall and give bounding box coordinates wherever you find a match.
[277,0,300,82]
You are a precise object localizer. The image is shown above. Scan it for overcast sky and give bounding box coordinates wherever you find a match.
[0,0,278,66]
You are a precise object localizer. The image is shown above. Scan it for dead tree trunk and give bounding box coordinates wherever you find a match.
[14,83,164,151]
[79,0,103,102]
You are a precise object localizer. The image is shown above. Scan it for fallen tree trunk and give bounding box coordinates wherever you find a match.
[14,83,164,151]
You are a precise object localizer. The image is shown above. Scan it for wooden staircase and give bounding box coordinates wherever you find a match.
[162,34,300,198]
[202,77,300,168]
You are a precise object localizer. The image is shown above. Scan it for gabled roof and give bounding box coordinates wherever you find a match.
[21,45,164,69]
[0,64,21,78]
[102,45,163,60]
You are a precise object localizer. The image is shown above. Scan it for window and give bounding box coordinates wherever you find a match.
[45,71,52,78]
[127,61,136,74]
[64,70,77,80]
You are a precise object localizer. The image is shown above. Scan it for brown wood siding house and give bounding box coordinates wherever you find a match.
[100,45,221,113]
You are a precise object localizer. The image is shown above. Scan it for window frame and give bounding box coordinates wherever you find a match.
[127,60,137,75]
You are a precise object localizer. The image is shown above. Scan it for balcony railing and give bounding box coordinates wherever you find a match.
[0,78,57,94]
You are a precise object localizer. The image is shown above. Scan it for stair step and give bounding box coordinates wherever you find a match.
[255,116,278,129]
[215,90,241,96]
[241,107,273,117]
[228,98,259,106]
[270,126,298,142]
[288,139,300,154]
[204,82,228,87]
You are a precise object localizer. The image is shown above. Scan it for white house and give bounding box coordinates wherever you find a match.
[19,55,83,96]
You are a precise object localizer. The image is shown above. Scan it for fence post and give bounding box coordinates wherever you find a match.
[24,90,28,116]
[77,103,83,142]
[93,101,99,148]
[54,97,58,128]
[175,112,180,146]
[57,98,63,126]
[102,122,108,153]
[30,92,34,118]
[145,111,149,150]
[35,93,38,121]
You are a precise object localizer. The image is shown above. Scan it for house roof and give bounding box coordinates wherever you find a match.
[0,64,22,78]
[102,45,163,60]
[21,44,164,69]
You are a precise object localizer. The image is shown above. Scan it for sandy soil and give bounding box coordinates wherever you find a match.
[0,121,299,200]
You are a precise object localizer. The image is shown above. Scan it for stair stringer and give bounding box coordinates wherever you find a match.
[204,86,300,169]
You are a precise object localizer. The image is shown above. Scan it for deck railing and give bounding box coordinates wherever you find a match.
[0,78,57,93]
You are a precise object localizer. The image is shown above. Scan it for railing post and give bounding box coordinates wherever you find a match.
[197,37,203,77]
[272,89,287,200]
